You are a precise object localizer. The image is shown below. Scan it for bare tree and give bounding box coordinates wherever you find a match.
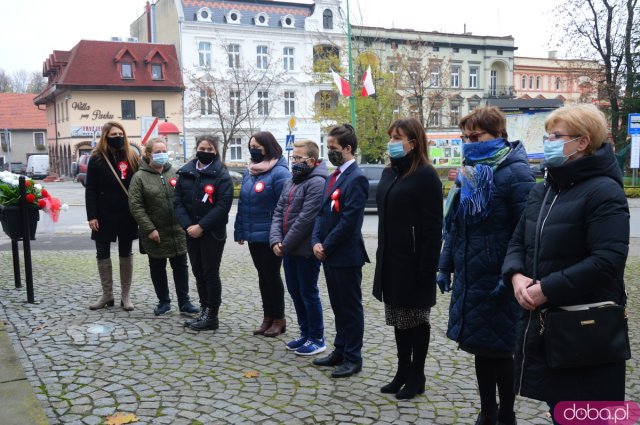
[184,44,287,162]
[0,69,12,92]
[555,0,639,144]
[26,71,46,94]
[11,70,30,93]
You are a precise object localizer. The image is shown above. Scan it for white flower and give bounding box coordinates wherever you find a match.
[34,184,42,190]
[61,203,69,211]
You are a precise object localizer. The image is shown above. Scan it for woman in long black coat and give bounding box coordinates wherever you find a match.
[86,121,139,311]
[373,118,443,400]
[502,104,629,424]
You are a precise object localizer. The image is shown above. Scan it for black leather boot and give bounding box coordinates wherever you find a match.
[189,308,219,331]
[381,327,412,393]
[184,307,208,327]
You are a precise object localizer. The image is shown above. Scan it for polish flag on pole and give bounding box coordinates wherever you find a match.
[331,68,351,96]
[361,65,376,97]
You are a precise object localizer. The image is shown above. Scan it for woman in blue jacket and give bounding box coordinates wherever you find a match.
[437,107,535,425]
[235,131,291,337]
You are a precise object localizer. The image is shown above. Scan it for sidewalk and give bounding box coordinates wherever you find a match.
[0,237,638,424]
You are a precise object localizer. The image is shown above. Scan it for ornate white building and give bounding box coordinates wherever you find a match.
[131,0,346,163]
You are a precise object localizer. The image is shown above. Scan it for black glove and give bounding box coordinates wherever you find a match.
[436,271,452,294]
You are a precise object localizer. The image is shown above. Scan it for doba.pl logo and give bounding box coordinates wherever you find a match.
[555,401,640,424]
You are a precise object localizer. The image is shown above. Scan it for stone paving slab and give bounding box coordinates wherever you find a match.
[0,237,638,424]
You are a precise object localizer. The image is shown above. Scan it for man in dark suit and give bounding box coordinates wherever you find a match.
[311,123,369,378]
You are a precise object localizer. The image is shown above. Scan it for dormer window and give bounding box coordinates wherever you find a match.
[151,64,163,80]
[281,14,295,28]
[197,7,212,22]
[227,9,241,24]
[121,62,133,79]
[323,9,333,29]
[255,12,269,26]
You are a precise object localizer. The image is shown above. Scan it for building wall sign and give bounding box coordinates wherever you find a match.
[71,125,102,137]
[72,101,91,111]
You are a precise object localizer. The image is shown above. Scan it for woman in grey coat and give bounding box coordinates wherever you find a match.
[270,140,328,356]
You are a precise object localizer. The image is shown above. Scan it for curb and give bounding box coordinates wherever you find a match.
[0,320,49,425]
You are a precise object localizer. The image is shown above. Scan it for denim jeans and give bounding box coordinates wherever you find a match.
[283,255,323,341]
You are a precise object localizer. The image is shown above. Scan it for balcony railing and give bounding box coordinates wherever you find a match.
[485,85,515,99]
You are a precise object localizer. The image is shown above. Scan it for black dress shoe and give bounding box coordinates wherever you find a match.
[331,361,362,378]
[312,351,343,367]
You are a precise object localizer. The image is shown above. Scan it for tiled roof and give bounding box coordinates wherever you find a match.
[0,93,47,130]
[36,40,184,103]
[182,0,312,28]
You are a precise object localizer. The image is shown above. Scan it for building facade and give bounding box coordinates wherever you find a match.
[0,93,48,171]
[131,0,345,164]
[34,40,184,176]
[513,54,602,105]
[352,26,516,131]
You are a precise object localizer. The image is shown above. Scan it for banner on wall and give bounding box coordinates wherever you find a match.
[427,132,463,168]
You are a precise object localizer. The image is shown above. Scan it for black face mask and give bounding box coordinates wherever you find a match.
[327,149,345,167]
[196,151,217,165]
[106,136,125,150]
[250,148,265,163]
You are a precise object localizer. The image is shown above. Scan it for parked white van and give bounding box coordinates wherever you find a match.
[26,155,49,179]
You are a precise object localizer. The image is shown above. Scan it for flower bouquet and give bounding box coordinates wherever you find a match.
[0,171,65,239]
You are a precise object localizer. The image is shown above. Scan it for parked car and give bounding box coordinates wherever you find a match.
[26,155,49,179]
[359,164,385,212]
[75,154,91,187]
[8,162,26,174]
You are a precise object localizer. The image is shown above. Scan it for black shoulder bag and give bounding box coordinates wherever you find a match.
[534,187,631,369]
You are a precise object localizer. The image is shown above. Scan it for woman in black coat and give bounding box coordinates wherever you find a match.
[502,104,629,424]
[86,121,139,311]
[372,118,443,400]
[174,135,234,331]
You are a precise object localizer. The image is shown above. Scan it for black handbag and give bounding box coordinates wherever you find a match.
[540,302,630,369]
[533,187,631,370]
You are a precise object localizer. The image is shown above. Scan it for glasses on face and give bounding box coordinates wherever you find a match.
[291,156,310,163]
[461,131,487,142]
[545,132,580,141]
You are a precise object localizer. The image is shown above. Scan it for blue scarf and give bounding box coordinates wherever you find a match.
[444,138,510,230]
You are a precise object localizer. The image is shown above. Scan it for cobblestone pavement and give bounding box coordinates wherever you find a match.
[0,235,639,425]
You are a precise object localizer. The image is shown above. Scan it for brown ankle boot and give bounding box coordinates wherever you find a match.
[253,317,273,335]
[264,318,286,337]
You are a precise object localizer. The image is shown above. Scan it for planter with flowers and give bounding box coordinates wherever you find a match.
[0,171,63,240]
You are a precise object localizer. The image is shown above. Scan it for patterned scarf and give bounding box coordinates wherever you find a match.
[444,138,510,231]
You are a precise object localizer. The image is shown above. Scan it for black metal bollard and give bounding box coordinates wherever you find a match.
[18,177,35,303]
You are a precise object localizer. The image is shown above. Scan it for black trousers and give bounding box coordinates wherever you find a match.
[95,238,133,260]
[324,264,364,364]
[248,242,284,319]
[148,254,190,306]
[186,231,225,316]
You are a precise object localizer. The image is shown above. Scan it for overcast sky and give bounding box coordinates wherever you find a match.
[1,0,558,75]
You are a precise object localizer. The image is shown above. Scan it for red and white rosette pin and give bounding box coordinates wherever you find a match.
[202,184,215,204]
[169,177,177,187]
[254,181,265,193]
[331,188,341,212]
[118,161,128,179]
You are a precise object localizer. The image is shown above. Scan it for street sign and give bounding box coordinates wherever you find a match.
[629,113,640,135]
[631,135,640,169]
[288,116,296,132]
[285,134,295,151]
[141,117,159,144]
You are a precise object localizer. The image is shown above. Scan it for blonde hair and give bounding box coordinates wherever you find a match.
[143,138,167,163]
[293,140,319,159]
[545,104,607,155]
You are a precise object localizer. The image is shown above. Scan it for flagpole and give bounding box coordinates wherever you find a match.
[346,0,356,129]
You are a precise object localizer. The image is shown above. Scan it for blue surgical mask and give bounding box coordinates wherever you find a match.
[543,138,579,168]
[152,152,169,166]
[387,141,406,159]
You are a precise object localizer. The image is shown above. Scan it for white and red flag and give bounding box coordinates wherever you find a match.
[330,68,351,96]
[361,65,375,97]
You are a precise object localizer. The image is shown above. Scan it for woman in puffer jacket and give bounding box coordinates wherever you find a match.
[437,106,535,425]
[235,131,291,337]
